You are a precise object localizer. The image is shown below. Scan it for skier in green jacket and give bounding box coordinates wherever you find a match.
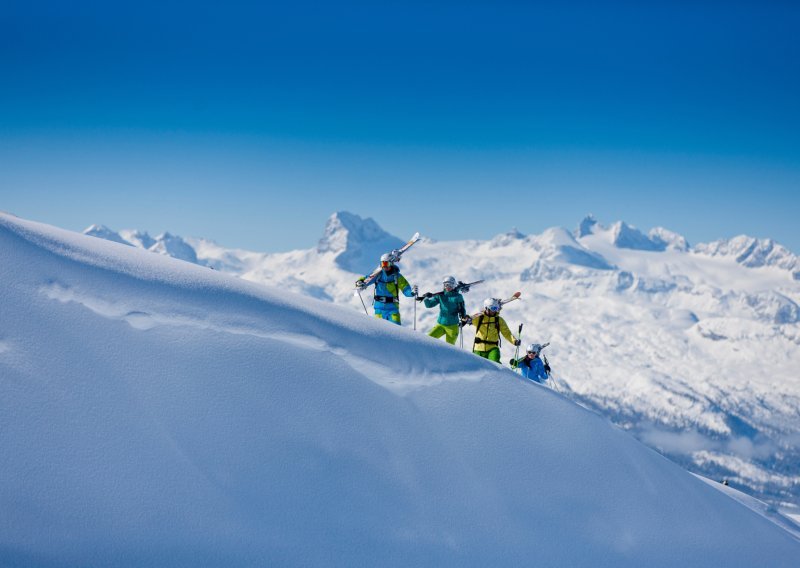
[420,276,467,345]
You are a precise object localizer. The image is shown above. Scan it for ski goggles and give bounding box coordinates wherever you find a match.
[381,261,392,268]
[443,282,454,290]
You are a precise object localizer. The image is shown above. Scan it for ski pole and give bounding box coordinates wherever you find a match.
[513,323,523,371]
[543,354,562,393]
[355,288,369,316]
[413,295,417,330]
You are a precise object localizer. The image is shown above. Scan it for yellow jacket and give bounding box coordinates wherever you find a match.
[471,313,517,350]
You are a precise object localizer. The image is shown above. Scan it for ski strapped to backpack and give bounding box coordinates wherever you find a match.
[415,279,484,301]
[354,232,421,291]
[499,291,521,307]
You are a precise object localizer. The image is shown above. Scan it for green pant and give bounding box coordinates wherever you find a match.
[474,347,501,363]
[428,323,460,345]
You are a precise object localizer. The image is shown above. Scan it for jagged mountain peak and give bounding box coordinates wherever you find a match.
[576,217,690,253]
[575,214,599,238]
[316,211,404,273]
[317,211,392,252]
[610,221,665,252]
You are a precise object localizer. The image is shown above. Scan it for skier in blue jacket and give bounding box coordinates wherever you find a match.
[511,343,549,383]
[420,276,467,345]
[356,253,417,325]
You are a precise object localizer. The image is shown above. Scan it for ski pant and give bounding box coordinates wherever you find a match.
[374,308,401,325]
[474,347,501,363]
[428,323,460,345]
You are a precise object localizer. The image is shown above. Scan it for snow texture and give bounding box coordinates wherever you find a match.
[3,210,799,566]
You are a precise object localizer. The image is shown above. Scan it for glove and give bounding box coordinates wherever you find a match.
[509,358,519,368]
[544,363,551,374]
[355,278,366,290]
[460,315,472,326]
[514,339,521,346]
[424,292,433,299]
[412,284,419,296]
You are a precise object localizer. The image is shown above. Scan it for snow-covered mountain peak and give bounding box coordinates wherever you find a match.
[649,226,690,251]
[149,232,198,264]
[489,227,527,247]
[535,226,615,270]
[540,226,581,248]
[83,224,131,246]
[316,211,404,273]
[610,220,666,251]
[119,228,156,249]
[83,225,198,264]
[695,235,800,279]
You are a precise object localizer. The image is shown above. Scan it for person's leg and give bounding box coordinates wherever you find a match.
[428,324,447,339]
[443,324,460,345]
[487,347,501,363]
[473,350,491,359]
[374,306,401,324]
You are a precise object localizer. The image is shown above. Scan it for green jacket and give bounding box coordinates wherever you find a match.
[423,290,466,326]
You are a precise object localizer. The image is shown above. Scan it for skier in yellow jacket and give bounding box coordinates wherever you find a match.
[463,298,520,363]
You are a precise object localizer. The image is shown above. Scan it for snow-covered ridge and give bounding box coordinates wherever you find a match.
[695,235,800,279]
[82,212,800,513]
[4,210,800,565]
[84,224,198,264]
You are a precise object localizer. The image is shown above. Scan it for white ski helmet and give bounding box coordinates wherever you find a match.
[483,298,501,312]
[380,253,393,264]
[442,276,456,288]
[527,343,543,355]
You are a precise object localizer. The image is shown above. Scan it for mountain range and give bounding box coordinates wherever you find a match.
[84,212,800,515]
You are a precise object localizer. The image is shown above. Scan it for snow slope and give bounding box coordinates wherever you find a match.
[3,210,800,566]
[84,212,800,514]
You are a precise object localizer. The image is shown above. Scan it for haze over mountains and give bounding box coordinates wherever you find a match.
[84,212,800,514]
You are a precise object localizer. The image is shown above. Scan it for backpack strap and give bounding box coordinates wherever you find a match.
[472,314,483,352]
[473,315,501,350]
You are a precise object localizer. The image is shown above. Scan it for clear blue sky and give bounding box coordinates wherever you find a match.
[2,0,799,252]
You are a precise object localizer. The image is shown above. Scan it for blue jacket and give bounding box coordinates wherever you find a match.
[518,356,548,383]
[423,290,466,326]
[365,266,414,311]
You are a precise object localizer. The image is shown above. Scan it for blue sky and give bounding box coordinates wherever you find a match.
[2,0,799,252]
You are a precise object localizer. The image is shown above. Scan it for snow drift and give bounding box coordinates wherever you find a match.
[2,211,799,567]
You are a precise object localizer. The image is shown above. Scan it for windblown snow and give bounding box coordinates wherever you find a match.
[2,211,799,565]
